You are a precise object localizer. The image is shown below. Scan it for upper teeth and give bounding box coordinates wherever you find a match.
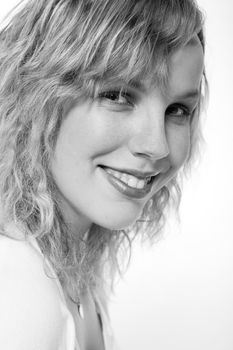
[104,168,151,189]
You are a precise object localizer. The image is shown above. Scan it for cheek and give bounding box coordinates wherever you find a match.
[83,113,128,158]
[57,113,120,161]
[167,126,191,169]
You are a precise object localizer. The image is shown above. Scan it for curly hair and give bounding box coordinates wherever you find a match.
[0,0,207,302]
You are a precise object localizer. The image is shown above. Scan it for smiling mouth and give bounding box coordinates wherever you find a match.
[98,165,160,199]
[99,165,155,189]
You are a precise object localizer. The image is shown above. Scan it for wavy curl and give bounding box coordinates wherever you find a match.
[0,0,207,301]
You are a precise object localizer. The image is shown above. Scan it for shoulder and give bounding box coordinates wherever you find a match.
[0,234,71,350]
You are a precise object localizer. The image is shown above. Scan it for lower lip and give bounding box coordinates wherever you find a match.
[99,166,156,199]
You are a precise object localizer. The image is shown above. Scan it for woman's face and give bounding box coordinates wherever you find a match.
[50,35,204,234]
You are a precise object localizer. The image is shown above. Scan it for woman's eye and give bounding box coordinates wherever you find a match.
[166,104,192,124]
[98,90,134,107]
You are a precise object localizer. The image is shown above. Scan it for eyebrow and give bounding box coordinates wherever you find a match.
[103,79,200,103]
[122,78,149,93]
[129,80,145,91]
[174,89,200,100]
[128,80,200,100]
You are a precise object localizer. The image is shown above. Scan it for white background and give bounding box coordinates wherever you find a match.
[0,1,232,349]
[109,1,233,349]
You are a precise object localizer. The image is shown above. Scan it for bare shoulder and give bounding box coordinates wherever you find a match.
[0,234,69,350]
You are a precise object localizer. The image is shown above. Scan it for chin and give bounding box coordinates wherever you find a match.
[94,208,143,231]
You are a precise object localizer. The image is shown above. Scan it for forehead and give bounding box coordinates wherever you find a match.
[92,35,204,99]
[166,36,204,98]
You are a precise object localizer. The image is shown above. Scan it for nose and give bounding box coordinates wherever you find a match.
[128,103,170,161]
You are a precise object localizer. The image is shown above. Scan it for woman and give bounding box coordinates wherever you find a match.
[0,0,207,349]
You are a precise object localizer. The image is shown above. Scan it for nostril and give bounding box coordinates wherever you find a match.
[128,131,170,161]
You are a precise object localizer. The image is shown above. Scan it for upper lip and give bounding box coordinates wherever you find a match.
[100,165,160,179]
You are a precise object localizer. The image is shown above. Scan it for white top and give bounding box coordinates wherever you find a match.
[0,222,119,350]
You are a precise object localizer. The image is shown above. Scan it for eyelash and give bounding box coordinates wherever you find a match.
[98,89,193,122]
[166,104,192,124]
[97,90,134,107]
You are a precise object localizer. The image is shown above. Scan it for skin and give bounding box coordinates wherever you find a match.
[50,35,204,236]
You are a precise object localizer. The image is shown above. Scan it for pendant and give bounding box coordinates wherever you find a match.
[77,303,84,319]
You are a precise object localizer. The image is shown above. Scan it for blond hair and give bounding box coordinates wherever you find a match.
[0,0,207,301]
